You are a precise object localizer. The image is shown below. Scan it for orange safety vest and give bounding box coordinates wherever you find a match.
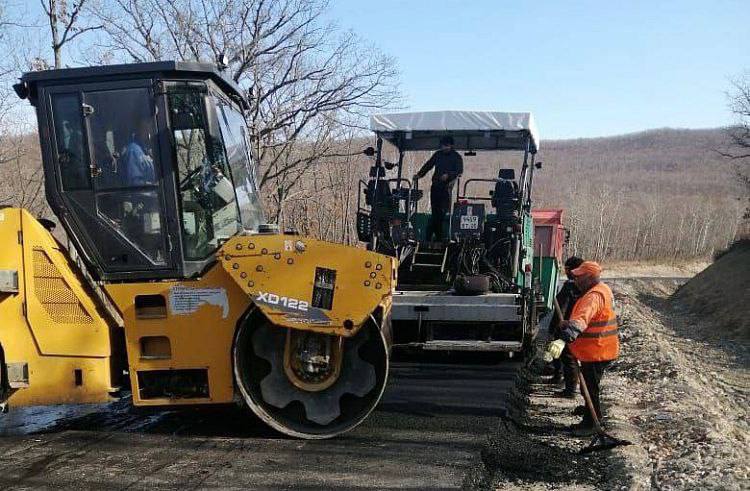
[568,282,619,362]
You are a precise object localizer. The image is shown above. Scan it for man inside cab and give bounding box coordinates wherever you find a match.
[119,126,156,186]
[413,135,463,241]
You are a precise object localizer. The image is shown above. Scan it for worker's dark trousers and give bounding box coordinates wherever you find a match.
[553,345,579,392]
[560,346,579,393]
[428,188,449,241]
[580,360,611,426]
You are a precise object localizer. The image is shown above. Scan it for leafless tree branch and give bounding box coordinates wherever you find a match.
[92,0,401,224]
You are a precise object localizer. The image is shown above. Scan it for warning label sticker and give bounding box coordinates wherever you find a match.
[169,286,229,319]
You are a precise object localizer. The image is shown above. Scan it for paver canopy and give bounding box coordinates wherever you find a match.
[370,110,539,152]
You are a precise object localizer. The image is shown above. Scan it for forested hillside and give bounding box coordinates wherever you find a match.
[0,127,744,263]
[535,128,744,261]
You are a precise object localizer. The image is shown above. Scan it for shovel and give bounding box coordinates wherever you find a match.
[553,297,631,454]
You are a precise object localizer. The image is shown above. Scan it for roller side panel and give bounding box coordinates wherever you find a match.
[0,208,116,406]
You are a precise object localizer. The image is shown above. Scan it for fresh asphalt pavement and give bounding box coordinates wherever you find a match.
[0,357,523,490]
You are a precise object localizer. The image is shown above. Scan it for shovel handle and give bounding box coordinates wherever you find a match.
[553,296,565,323]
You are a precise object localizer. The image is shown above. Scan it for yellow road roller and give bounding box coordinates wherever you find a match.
[0,61,395,438]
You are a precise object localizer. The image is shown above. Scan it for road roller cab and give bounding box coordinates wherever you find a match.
[14,61,262,281]
[6,61,395,438]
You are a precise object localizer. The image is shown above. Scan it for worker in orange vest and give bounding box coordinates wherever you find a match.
[558,261,619,436]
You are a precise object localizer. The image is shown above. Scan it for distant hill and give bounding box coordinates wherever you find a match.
[443,127,737,196]
[537,128,739,200]
[533,128,744,261]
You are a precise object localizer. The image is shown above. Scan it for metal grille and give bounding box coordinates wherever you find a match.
[312,267,336,310]
[33,249,93,324]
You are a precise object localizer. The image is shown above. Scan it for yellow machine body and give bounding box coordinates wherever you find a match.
[0,208,115,405]
[218,235,396,337]
[7,61,396,437]
[0,208,396,409]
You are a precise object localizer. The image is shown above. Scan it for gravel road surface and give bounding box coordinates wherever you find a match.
[608,278,749,490]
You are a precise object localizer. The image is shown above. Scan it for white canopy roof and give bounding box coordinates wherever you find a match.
[370,110,539,152]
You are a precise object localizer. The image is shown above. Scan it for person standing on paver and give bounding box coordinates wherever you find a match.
[414,135,463,241]
[558,261,619,436]
[546,256,584,397]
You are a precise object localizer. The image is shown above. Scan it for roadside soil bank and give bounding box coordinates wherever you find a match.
[672,240,750,339]
[478,273,748,490]
[608,277,749,490]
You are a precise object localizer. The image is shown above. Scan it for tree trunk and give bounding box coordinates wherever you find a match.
[46,0,63,69]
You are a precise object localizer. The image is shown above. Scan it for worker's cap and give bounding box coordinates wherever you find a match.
[440,135,455,146]
[570,261,602,279]
[564,256,584,270]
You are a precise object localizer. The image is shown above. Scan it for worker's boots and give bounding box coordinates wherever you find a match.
[554,389,576,399]
[546,374,562,385]
[570,422,596,437]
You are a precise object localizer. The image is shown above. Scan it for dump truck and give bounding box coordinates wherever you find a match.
[356,111,557,355]
[0,61,396,439]
[531,209,566,313]
[531,208,567,328]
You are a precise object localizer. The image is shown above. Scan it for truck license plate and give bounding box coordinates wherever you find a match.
[460,215,479,229]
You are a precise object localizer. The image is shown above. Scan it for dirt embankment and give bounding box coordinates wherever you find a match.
[608,276,749,490]
[480,266,749,490]
[671,240,750,339]
[601,261,709,279]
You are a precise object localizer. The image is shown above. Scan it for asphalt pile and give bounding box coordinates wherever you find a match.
[466,355,611,490]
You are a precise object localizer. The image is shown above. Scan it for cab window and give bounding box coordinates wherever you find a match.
[168,85,241,260]
[51,93,89,190]
[216,102,264,231]
[84,87,166,265]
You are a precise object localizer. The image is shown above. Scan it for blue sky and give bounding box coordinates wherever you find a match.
[7,1,748,140]
[330,0,750,139]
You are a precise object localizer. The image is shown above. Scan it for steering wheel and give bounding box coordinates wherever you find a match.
[179,166,204,192]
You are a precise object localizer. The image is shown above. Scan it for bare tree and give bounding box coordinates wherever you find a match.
[0,2,49,217]
[724,75,750,158]
[0,136,47,216]
[94,0,400,225]
[725,74,750,228]
[0,1,21,167]
[40,0,102,68]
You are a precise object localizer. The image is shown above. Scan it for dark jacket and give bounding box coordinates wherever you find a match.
[549,280,581,335]
[416,149,463,195]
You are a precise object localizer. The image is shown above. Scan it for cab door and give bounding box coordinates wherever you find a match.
[46,80,180,279]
